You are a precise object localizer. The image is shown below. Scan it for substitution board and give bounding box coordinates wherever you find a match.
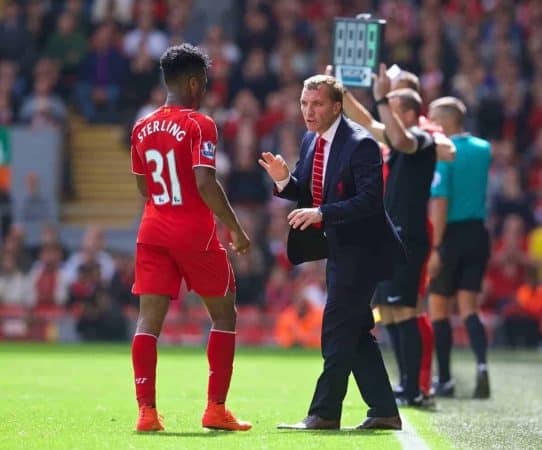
[332,16,386,88]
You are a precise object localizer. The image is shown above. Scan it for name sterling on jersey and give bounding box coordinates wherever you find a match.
[137,120,187,143]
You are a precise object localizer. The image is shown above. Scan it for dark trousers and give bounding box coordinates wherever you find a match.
[308,262,398,420]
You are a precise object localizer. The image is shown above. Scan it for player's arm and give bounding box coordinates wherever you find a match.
[428,162,450,276]
[194,167,250,254]
[135,175,148,198]
[434,132,456,162]
[373,63,417,153]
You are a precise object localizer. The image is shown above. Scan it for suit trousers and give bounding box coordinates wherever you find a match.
[308,258,398,420]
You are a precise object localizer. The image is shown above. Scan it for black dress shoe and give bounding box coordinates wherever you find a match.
[355,415,402,430]
[473,370,490,399]
[277,415,340,430]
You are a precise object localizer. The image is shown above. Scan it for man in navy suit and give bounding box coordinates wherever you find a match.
[259,75,402,430]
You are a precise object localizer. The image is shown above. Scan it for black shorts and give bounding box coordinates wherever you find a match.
[373,240,429,308]
[429,220,490,297]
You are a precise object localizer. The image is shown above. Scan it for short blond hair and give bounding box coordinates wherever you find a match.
[303,74,343,103]
[429,96,467,126]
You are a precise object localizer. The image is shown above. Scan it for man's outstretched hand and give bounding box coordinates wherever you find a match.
[258,152,290,182]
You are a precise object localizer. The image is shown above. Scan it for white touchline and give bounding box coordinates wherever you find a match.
[395,414,431,450]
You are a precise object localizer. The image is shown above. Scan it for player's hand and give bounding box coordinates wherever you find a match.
[428,249,442,278]
[258,152,290,182]
[229,228,250,255]
[372,63,392,101]
[288,208,323,230]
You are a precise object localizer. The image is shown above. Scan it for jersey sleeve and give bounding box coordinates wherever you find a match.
[411,127,435,153]
[189,113,218,169]
[431,160,451,198]
[131,126,145,175]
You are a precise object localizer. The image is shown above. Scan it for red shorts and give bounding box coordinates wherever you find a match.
[132,243,235,298]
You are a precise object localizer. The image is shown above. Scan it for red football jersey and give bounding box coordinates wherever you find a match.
[131,106,219,251]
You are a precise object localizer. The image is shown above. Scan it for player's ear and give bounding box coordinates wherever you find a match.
[333,101,342,115]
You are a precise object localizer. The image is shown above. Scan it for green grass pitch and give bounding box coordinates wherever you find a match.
[1,343,541,449]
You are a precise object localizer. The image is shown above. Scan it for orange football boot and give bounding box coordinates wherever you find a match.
[202,402,252,431]
[136,405,164,432]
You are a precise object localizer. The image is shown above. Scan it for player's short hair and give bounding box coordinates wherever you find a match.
[396,71,420,92]
[160,43,211,84]
[429,96,467,126]
[387,88,422,116]
[303,74,343,103]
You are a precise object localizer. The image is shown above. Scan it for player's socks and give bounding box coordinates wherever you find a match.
[207,329,235,404]
[385,322,405,390]
[464,314,488,366]
[397,318,422,401]
[132,333,158,408]
[432,318,452,384]
[417,314,434,395]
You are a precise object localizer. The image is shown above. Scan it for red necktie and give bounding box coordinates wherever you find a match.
[312,136,326,209]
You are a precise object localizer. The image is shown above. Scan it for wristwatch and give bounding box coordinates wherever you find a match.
[375,97,389,106]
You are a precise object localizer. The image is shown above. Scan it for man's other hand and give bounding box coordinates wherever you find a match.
[258,152,290,182]
[288,208,323,230]
[229,229,250,255]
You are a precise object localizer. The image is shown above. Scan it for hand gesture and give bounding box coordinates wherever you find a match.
[288,208,323,230]
[258,152,290,182]
[229,228,250,255]
[372,63,392,101]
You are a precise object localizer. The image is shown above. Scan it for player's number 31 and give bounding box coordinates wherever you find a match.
[145,149,182,206]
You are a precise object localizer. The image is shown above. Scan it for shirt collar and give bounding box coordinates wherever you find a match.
[318,114,342,143]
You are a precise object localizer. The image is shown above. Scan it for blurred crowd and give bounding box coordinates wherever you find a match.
[1,0,542,347]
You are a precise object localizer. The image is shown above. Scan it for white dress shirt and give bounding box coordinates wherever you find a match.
[276,115,342,193]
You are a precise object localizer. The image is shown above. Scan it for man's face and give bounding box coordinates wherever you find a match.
[389,97,416,127]
[300,85,341,134]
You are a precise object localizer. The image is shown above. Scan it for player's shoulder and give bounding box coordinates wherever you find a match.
[132,107,160,131]
[467,135,491,151]
[187,110,217,129]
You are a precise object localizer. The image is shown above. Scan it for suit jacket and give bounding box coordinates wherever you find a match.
[275,115,404,282]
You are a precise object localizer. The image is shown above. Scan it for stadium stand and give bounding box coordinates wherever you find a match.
[0,0,541,347]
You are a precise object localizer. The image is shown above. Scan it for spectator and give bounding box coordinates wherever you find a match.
[484,215,531,312]
[68,262,126,341]
[0,252,28,307]
[19,172,53,227]
[43,10,87,96]
[91,0,133,27]
[18,59,67,129]
[123,14,168,62]
[109,253,138,315]
[75,23,127,123]
[502,266,542,348]
[0,1,36,77]
[227,137,270,207]
[27,243,69,309]
[63,226,115,284]
[491,166,535,235]
[274,285,323,348]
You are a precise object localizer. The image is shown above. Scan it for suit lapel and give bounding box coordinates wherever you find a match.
[323,117,347,202]
[301,133,317,186]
